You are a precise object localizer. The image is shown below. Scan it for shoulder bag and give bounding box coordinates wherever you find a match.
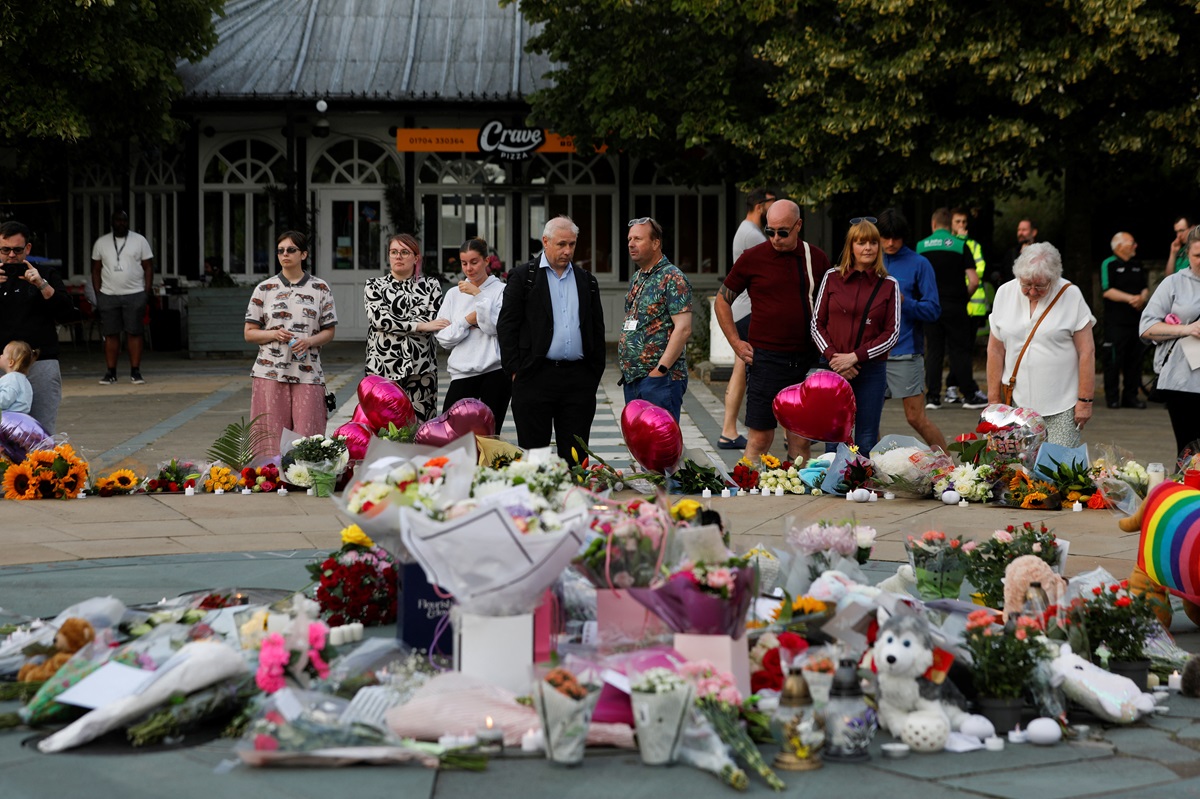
[1001,282,1071,406]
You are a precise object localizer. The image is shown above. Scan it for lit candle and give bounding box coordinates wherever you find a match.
[701,488,711,499]
[184,486,195,496]
[241,487,252,495]
[750,487,759,495]
[958,499,969,507]
[869,491,878,502]
[477,716,504,753]
[1072,500,1083,512]
[214,488,224,495]
[1168,670,1182,691]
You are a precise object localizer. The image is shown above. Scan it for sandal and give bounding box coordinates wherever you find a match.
[717,435,747,450]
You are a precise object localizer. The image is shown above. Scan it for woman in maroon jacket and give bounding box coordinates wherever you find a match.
[811,218,901,453]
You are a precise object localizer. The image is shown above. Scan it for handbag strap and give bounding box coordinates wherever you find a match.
[1005,282,1072,390]
[854,275,887,350]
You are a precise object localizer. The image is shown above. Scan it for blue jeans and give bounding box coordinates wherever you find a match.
[623,374,687,422]
[822,359,887,454]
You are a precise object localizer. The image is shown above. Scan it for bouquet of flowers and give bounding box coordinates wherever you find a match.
[996,470,1062,510]
[239,464,281,493]
[965,522,1061,608]
[1090,445,1149,507]
[532,666,602,765]
[962,609,1048,698]
[672,458,731,494]
[1060,579,1160,664]
[1,443,89,500]
[785,519,875,589]
[203,463,238,493]
[680,661,785,791]
[282,433,349,496]
[474,453,573,505]
[819,444,874,496]
[628,666,694,765]
[904,531,973,600]
[307,524,398,627]
[748,630,808,693]
[757,454,806,495]
[87,467,140,496]
[569,436,663,491]
[932,462,996,502]
[574,498,671,589]
[628,556,757,638]
[731,458,759,491]
[870,435,954,497]
[144,458,201,493]
[255,620,336,694]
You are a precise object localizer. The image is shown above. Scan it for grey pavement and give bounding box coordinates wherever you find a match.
[1,342,1198,797]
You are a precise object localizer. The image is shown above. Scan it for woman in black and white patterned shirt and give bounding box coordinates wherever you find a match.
[363,233,447,421]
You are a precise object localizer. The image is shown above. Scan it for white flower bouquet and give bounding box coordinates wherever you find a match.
[869,435,953,498]
[628,666,694,765]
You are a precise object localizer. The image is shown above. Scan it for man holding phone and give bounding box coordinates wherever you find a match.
[91,210,154,384]
[0,221,72,433]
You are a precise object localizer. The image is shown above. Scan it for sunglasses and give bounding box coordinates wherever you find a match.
[763,223,797,239]
[276,246,302,255]
[627,217,653,227]
[850,216,878,225]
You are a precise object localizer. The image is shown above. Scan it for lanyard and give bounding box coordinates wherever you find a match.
[113,236,127,262]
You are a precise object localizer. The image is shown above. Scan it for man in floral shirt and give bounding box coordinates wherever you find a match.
[618,217,692,420]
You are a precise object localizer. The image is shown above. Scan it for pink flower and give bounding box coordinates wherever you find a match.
[254,734,280,751]
[705,568,736,590]
[718,686,742,706]
[1032,543,1042,553]
[1014,628,1027,641]
[993,530,1013,543]
[962,540,979,552]
[922,531,945,543]
[308,649,330,679]
[308,622,328,651]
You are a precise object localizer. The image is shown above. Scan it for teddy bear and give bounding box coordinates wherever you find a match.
[17,617,95,682]
[1002,555,1067,621]
[1117,481,1200,629]
[873,611,973,748]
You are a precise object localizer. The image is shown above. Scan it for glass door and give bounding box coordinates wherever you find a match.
[318,188,387,339]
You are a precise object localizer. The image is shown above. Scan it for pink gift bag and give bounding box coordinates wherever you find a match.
[596,588,670,647]
[673,633,751,698]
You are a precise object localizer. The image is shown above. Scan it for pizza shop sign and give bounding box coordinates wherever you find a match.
[395,120,577,161]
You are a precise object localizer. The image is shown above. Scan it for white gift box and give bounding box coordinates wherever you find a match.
[454,610,534,695]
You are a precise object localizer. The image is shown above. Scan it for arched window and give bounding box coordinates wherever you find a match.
[522,153,618,277]
[68,162,120,279]
[201,138,286,276]
[310,138,401,185]
[133,149,182,276]
[630,160,723,275]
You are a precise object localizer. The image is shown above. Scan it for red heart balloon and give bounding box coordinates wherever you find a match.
[414,399,495,447]
[772,372,857,443]
[333,421,373,461]
[351,404,371,426]
[620,399,683,474]
[357,376,416,430]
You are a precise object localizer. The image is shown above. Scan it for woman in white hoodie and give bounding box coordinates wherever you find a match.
[435,237,509,431]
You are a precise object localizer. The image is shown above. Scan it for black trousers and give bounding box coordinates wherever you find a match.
[1102,325,1144,404]
[925,307,978,397]
[1163,389,1200,457]
[443,369,511,434]
[510,359,597,464]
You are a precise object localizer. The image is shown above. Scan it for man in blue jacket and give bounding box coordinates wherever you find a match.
[877,208,947,450]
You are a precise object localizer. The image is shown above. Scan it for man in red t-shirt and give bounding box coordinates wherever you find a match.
[715,199,832,463]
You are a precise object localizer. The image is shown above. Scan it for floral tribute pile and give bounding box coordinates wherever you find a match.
[307,525,398,627]
[1,443,88,500]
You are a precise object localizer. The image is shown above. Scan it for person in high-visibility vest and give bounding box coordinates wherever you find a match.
[946,208,991,405]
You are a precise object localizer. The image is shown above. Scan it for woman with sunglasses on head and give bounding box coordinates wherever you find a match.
[243,230,338,457]
[434,237,510,431]
[363,234,448,422]
[811,218,900,454]
[986,242,1095,447]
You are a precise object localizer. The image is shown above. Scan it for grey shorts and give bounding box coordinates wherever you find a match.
[98,291,147,337]
[886,355,925,399]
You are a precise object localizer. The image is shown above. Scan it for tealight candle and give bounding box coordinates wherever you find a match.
[277,487,288,496]
[242,488,252,495]
[1007,728,1027,744]
[720,488,730,498]
[184,486,195,496]
[520,728,544,753]
[307,487,315,496]
[1169,670,1182,691]
[1072,500,1083,512]
[869,491,878,502]
[958,499,969,507]
[883,491,895,500]
[477,716,504,754]
[701,488,711,499]
[329,626,346,646]
[775,486,784,497]
[214,488,224,495]
[750,488,759,495]
[438,733,458,748]
[985,736,1005,752]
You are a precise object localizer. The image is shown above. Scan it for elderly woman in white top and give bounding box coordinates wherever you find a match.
[986,242,1096,447]
[1140,228,1200,456]
[434,237,509,431]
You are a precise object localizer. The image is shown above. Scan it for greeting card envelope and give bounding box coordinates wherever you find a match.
[454,610,533,695]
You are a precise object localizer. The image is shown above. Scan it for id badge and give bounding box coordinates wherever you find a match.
[622,318,637,332]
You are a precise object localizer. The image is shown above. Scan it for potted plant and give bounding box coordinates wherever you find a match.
[965,522,1062,608]
[1059,579,1160,689]
[962,609,1048,732]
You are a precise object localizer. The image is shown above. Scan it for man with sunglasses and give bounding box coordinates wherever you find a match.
[715,199,831,463]
[92,210,154,385]
[619,217,692,421]
[0,221,72,434]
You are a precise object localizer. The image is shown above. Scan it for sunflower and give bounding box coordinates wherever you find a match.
[1021,492,1050,509]
[2,462,36,500]
[760,454,781,469]
[60,465,88,498]
[27,449,57,468]
[109,469,138,492]
[31,473,60,499]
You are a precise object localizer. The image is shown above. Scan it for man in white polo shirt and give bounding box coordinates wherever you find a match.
[91,210,154,384]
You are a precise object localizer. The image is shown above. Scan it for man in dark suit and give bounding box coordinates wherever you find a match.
[497,215,606,463]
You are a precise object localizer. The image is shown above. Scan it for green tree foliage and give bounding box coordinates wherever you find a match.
[0,0,223,146]
[508,0,1200,208]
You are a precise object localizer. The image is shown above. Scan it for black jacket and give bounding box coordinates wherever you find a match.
[0,265,73,360]
[497,258,606,382]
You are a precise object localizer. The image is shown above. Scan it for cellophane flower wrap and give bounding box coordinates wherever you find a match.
[307,524,398,627]
[905,531,972,601]
[144,458,201,493]
[965,522,1061,608]
[574,497,671,589]
[627,556,757,638]
[783,518,875,593]
[818,443,875,496]
[281,432,350,489]
[532,666,601,765]
[680,661,785,791]
[869,435,951,498]
[628,666,694,765]
[1,442,89,500]
[932,461,997,502]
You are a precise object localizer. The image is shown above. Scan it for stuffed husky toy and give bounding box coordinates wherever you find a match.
[873,612,972,739]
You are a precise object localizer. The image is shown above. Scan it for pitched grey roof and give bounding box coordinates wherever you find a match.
[177,0,552,100]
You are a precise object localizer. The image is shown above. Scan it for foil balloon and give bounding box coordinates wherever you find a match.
[350,404,371,427]
[0,411,52,463]
[357,376,416,431]
[414,399,495,447]
[977,404,1047,471]
[620,399,683,473]
[333,421,373,462]
[772,372,856,443]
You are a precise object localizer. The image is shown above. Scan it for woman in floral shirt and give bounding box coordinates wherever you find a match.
[363,234,447,421]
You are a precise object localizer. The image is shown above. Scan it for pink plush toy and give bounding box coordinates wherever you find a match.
[1002,555,1066,621]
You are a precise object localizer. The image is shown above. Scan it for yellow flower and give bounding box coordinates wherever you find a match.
[670,498,701,521]
[340,524,374,548]
[737,457,753,468]
[60,465,88,498]
[746,546,777,562]
[772,595,828,620]
[760,454,781,469]
[110,469,138,491]
[3,462,36,500]
[1021,492,1049,509]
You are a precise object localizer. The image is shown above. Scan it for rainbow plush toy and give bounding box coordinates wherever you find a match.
[1118,481,1200,628]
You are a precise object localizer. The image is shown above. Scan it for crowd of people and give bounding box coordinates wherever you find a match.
[5,196,1199,465]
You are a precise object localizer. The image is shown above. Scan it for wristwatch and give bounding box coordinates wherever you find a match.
[653,363,669,375]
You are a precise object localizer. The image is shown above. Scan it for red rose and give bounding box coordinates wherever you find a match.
[761,646,781,675]
[777,632,807,654]
[751,668,784,693]
[1115,596,1132,607]
[168,482,179,492]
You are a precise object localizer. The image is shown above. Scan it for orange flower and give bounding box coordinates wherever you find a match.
[3,462,36,500]
[424,456,450,469]
[60,465,88,498]
[1020,492,1049,509]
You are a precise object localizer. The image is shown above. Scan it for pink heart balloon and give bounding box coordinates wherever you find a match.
[414,399,496,447]
[620,399,683,474]
[333,421,373,461]
[773,372,857,443]
[357,376,416,430]
[351,404,371,426]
